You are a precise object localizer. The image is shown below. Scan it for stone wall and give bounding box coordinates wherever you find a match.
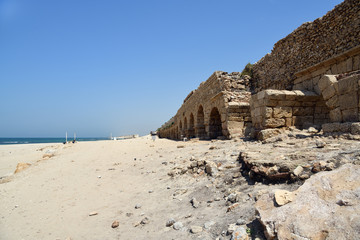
[251,0,360,93]
[293,46,360,94]
[318,73,360,123]
[158,72,252,140]
[250,90,329,130]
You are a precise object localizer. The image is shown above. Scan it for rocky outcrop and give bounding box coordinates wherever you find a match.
[256,164,360,240]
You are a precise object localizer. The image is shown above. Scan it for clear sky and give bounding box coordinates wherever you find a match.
[0,0,343,137]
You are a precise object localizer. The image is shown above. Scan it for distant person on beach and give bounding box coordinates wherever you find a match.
[151,131,157,141]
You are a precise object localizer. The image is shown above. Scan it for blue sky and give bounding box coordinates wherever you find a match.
[0,0,343,137]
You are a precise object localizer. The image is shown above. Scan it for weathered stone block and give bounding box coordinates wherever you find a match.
[339,92,358,110]
[318,75,337,92]
[329,108,342,122]
[346,58,353,72]
[277,101,296,107]
[342,109,358,122]
[338,76,359,94]
[263,118,285,128]
[264,99,279,107]
[273,107,292,118]
[337,61,347,74]
[265,90,286,100]
[339,122,352,132]
[285,118,292,127]
[322,85,336,101]
[284,91,297,100]
[331,64,338,74]
[322,123,341,133]
[257,129,282,141]
[325,95,339,110]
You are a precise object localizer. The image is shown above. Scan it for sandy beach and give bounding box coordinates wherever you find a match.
[0,136,251,240]
[2,133,360,240]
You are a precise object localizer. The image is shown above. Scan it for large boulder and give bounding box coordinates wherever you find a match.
[256,164,360,240]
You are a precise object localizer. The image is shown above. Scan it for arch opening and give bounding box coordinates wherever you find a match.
[184,117,188,138]
[209,107,223,139]
[188,113,195,138]
[196,105,206,139]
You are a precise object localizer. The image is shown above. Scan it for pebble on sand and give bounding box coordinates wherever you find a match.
[111,220,119,228]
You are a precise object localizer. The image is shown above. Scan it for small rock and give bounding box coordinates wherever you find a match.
[231,226,249,240]
[135,204,141,209]
[233,172,241,178]
[177,145,185,148]
[316,139,326,148]
[227,193,238,203]
[205,161,218,177]
[308,127,318,133]
[89,211,98,216]
[227,203,240,212]
[236,219,246,225]
[173,222,183,230]
[274,189,294,206]
[140,217,149,225]
[185,213,192,218]
[126,213,133,217]
[190,156,196,161]
[190,198,200,208]
[293,166,303,177]
[148,190,153,193]
[214,197,221,201]
[111,220,119,228]
[227,223,237,234]
[162,161,168,165]
[166,218,176,227]
[190,225,203,233]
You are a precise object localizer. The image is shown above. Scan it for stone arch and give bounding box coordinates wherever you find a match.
[188,113,195,138]
[209,107,223,139]
[184,117,188,138]
[196,105,206,139]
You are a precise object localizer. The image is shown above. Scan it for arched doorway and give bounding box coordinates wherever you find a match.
[188,113,195,138]
[196,105,206,139]
[209,107,223,139]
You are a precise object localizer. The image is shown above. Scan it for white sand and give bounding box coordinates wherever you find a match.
[0,136,230,240]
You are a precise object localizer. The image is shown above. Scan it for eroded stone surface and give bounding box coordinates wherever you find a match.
[256,164,360,240]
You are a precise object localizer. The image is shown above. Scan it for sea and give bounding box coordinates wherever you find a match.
[0,137,109,145]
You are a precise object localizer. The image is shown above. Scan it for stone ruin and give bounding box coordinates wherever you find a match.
[158,71,252,139]
[158,0,360,140]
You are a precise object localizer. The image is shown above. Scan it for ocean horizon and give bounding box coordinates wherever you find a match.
[0,137,110,145]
